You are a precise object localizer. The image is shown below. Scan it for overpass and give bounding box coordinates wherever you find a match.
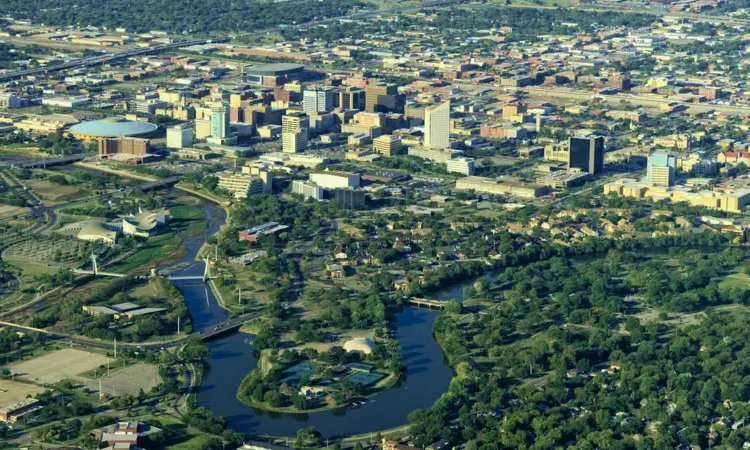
[0,312,259,349]
[0,38,230,82]
[141,177,182,192]
[10,155,85,169]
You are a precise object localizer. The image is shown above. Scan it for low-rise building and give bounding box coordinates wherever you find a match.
[217,172,266,198]
[310,171,361,189]
[238,222,290,243]
[446,157,475,175]
[407,146,462,163]
[604,178,750,213]
[455,176,551,198]
[292,180,325,200]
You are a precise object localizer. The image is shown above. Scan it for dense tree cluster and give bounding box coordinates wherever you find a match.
[0,0,363,34]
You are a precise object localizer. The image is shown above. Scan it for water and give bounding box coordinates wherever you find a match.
[169,200,452,438]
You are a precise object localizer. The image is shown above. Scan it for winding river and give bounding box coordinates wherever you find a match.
[168,200,453,438]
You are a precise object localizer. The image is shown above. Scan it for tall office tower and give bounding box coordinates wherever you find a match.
[567,136,604,174]
[647,151,676,186]
[166,123,194,149]
[424,100,451,149]
[282,112,309,153]
[210,103,230,139]
[365,83,404,113]
[336,87,365,110]
[303,88,333,113]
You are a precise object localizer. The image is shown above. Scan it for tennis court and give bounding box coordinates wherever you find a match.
[345,371,384,386]
[281,363,317,385]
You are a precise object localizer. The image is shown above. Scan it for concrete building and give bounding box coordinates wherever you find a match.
[282,112,309,153]
[424,100,451,149]
[0,93,22,109]
[604,178,750,213]
[373,135,402,156]
[567,136,604,174]
[311,171,361,189]
[292,180,325,200]
[365,83,404,113]
[303,87,333,113]
[334,188,366,209]
[195,118,211,139]
[166,123,194,149]
[447,156,475,175]
[241,166,274,193]
[544,143,569,163]
[97,137,150,158]
[0,399,41,422]
[217,172,266,198]
[336,87,365,110]
[408,146,462,163]
[211,103,230,139]
[456,176,551,198]
[647,152,676,186]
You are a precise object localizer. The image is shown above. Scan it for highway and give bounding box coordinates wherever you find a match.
[0,37,229,82]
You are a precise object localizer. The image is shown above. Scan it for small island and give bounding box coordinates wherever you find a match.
[237,332,404,413]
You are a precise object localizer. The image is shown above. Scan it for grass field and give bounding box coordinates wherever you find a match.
[0,380,47,405]
[75,363,161,397]
[26,179,90,203]
[11,348,113,384]
[0,205,29,219]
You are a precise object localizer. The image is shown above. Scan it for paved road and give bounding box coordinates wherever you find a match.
[0,168,53,233]
[0,312,259,351]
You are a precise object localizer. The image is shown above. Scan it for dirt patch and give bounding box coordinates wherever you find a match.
[74,363,160,397]
[0,380,46,406]
[10,349,113,384]
[28,180,89,203]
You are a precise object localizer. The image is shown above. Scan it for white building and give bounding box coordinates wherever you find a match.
[303,88,333,114]
[310,171,361,189]
[42,96,89,108]
[447,157,476,175]
[424,100,450,149]
[166,124,194,149]
[292,180,325,200]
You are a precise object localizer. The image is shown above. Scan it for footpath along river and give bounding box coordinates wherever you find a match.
[167,199,453,438]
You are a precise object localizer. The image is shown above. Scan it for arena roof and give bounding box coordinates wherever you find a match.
[244,63,305,77]
[68,118,158,138]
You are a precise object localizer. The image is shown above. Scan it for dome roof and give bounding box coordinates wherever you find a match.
[343,338,374,355]
[69,118,158,137]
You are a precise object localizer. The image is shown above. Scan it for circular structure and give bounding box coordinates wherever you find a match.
[68,117,158,140]
[343,338,375,355]
[244,63,305,77]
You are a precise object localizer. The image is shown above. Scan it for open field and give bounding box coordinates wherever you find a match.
[0,380,47,405]
[10,348,113,384]
[25,179,90,203]
[0,205,29,220]
[75,363,160,397]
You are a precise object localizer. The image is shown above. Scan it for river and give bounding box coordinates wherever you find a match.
[169,200,453,438]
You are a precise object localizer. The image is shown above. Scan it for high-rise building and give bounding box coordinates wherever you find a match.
[166,124,194,149]
[567,136,604,174]
[365,84,404,113]
[211,103,230,139]
[336,87,365,110]
[424,101,451,149]
[647,152,676,186]
[303,88,333,113]
[282,112,309,153]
